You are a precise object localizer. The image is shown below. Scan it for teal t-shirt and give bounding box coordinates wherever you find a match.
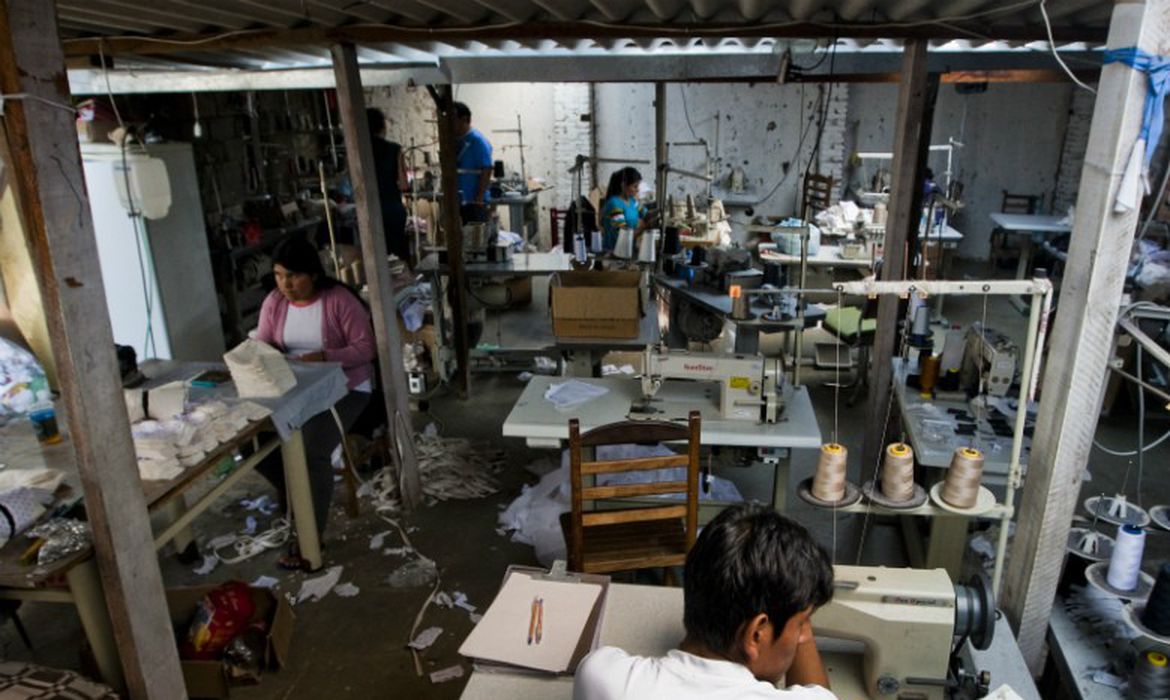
[601,195,640,251]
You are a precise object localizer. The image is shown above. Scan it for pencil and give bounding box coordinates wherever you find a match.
[528,596,538,645]
[535,597,544,644]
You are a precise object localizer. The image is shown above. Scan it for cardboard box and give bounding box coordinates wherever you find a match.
[75,119,115,144]
[167,584,295,698]
[550,270,643,339]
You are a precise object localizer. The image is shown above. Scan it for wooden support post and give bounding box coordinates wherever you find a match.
[1002,0,1169,672]
[0,1,185,696]
[861,39,934,472]
[427,84,472,397]
[330,43,421,509]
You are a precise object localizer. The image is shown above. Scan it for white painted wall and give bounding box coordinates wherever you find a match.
[848,81,1073,260]
[595,82,849,242]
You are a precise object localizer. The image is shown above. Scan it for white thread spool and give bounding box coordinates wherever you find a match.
[811,443,848,502]
[1107,523,1146,591]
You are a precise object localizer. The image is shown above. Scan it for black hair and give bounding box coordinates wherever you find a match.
[683,504,833,655]
[454,101,471,120]
[605,166,642,199]
[271,236,336,290]
[367,107,386,137]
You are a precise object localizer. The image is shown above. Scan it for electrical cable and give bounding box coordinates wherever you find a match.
[678,83,700,142]
[1038,0,1097,94]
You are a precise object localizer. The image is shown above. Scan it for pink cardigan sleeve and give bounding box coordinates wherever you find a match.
[323,289,377,369]
[255,291,283,348]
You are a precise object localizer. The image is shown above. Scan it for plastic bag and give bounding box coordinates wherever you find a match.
[182,581,256,660]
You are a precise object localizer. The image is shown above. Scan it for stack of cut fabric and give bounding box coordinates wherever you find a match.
[130,400,272,481]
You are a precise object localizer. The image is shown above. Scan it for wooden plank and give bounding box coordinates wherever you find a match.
[861,39,934,474]
[427,83,472,396]
[583,505,687,526]
[0,1,185,695]
[583,454,688,475]
[1001,0,1170,673]
[330,43,422,509]
[582,481,689,500]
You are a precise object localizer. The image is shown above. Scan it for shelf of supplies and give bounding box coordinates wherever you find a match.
[834,499,1012,520]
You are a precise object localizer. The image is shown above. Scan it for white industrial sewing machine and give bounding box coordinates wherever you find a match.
[815,565,996,700]
[960,323,1018,397]
[635,346,786,423]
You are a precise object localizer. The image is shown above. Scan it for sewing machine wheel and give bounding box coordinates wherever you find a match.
[953,574,995,651]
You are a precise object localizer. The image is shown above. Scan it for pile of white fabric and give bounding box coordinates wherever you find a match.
[361,431,503,512]
[130,400,272,481]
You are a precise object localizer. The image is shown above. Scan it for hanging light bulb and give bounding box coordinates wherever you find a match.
[191,92,203,139]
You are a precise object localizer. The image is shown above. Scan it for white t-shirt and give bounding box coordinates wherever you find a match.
[573,647,837,700]
[283,299,372,393]
[282,300,325,355]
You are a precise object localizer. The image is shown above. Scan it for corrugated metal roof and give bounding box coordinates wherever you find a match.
[58,0,1111,86]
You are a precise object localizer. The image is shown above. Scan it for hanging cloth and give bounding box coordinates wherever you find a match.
[1103,47,1170,213]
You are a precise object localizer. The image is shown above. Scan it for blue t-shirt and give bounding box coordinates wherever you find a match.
[600,195,640,251]
[457,128,493,204]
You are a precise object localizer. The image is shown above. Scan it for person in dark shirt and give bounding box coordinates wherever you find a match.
[366,107,409,261]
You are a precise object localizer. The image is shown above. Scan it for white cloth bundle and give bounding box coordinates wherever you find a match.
[224,340,297,398]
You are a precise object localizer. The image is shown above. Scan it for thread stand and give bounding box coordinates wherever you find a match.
[1123,603,1170,646]
[1084,494,1151,528]
[1066,527,1114,562]
[862,480,927,509]
[929,482,996,516]
[1085,561,1154,600]
[1150,505,1170,531]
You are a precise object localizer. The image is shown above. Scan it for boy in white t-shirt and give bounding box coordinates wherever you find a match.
[574,505,836,700]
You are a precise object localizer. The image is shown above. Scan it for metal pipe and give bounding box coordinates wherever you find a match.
[794,228,808,386]
[1109,364,1170,405]
[992,285,1048,594]
[1118,316,1170,371]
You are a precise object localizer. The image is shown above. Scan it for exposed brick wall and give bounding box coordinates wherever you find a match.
[553,83,593,208]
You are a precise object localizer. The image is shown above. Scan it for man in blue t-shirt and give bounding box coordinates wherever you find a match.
[454,102,493,223]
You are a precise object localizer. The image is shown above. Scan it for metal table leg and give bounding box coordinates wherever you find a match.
[65,559,124,692]
[282,429,322,570]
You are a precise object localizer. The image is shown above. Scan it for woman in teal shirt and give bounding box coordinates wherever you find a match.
[600,167,653,252]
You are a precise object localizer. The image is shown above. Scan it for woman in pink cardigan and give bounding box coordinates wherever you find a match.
[255,236,376,570]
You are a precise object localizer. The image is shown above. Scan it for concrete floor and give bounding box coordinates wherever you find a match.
[1,260,1167,698]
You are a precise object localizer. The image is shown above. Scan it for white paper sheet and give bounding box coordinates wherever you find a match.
[458,571,602,673]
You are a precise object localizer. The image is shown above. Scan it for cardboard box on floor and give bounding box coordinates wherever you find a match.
[167,585,295,699]
[550,270,642,339]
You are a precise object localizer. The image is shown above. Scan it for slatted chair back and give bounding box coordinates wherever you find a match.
[566,411,701,574]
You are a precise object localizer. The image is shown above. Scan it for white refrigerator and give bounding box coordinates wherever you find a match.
[81,142,224,362]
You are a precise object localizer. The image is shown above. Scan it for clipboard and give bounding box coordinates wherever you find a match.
[458,561,610,675]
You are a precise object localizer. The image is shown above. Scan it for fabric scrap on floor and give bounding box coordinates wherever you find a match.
[192,555,218,576]
[333,582,360,598]
[250,575,280,590]
[429,665,464,684]
[296,565,343,604]
[407,626,443,651]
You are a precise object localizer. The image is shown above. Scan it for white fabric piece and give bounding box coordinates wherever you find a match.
[409,626,443,651]
[573,647,836,700]
[333,582,360,598]
[0,468,64,495]
[138,457,183,481]
[282,300,325,355]
[296,565,344,604]
[544,380,608,411]
[224,339,297,398]
[124,390,146,423]
[147,381,188,420]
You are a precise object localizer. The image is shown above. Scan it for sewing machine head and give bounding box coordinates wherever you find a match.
[960,323,1018,397]
[636,346,786,423]
[813,565,995,699]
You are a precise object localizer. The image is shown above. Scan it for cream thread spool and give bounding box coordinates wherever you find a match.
[880,442,916,503]
[940,447,984,509]
[812,443,848,502]
[1107,523,1146,591]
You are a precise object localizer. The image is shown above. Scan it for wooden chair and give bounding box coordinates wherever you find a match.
[565,411,701,575]
[802,173,834,221]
